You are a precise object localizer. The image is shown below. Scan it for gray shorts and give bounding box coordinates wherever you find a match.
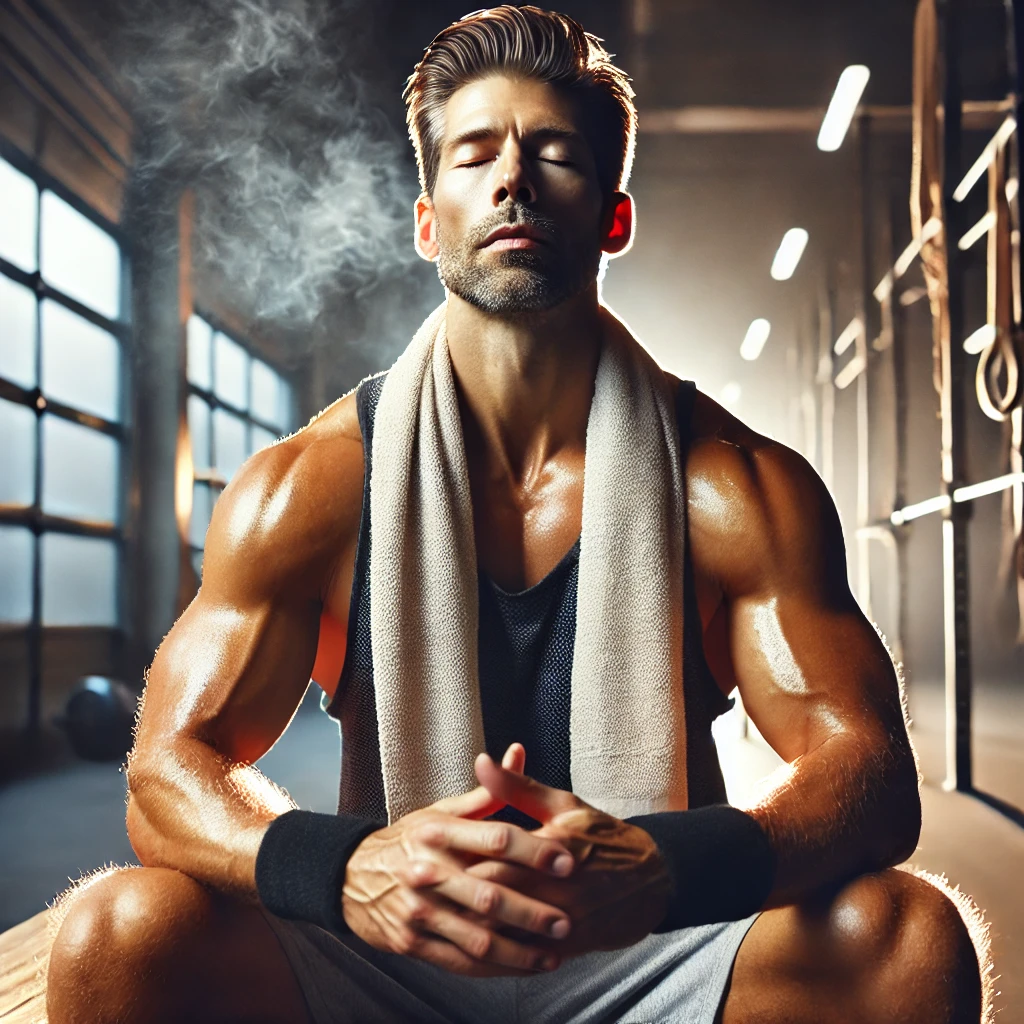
[260,911,760,1024]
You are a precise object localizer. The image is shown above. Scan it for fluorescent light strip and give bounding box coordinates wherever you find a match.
[834,354,866,390]
[740,318,771,361]
[958,211,996,251]
[890,472,1024,525]
[833,317,863,356]
[954,117,1017,203]
[890,495,951,525]
[964,324,997,354]
[874,272,894,303]
[818,66,871,152]
[893,217,943,278]
[954,472,1024,503]
[771,228,809,281]
[1007,178,1020,204]
[899,286,929,307]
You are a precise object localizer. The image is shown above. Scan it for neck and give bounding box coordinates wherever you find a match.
[444,287,604,484]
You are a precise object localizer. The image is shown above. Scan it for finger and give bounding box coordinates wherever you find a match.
[404,933,543,978]
[431,781,506,820]
[407,894,561,975]
[403,859,571,940]
[502,742,526,774]
[413,817,574,876]
[474,753,580,824]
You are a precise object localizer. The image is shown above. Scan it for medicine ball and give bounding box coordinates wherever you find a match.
[63,677,138,762]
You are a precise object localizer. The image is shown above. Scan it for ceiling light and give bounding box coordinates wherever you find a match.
[740,319,771,361]
[721,381,742,407]
[817,66,871,152]
[771,228,809,281]
[963,324,996,355]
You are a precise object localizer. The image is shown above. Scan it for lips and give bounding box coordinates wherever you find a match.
[479,223,550,248]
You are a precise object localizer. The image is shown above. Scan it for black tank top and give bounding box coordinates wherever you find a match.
[324,374,735,823]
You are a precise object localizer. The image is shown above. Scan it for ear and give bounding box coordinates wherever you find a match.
[600,192,635,258]
[415,193,439,262]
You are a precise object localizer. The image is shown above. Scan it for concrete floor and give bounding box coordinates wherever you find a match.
[0,681,1021,1021]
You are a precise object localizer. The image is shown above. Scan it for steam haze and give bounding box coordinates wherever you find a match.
[114,0,424,335]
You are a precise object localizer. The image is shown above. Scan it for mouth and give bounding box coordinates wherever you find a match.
[479,224,550,250]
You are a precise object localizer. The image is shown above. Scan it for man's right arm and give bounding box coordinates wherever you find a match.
[126,428,357,898]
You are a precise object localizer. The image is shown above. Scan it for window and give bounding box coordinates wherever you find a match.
[186,313,294,575]
[0,151,126,636]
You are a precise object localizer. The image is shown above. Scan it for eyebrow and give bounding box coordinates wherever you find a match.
[444,124,583,152]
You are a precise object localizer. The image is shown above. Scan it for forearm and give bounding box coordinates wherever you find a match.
[746,731,921,908]
[126,736,294,898]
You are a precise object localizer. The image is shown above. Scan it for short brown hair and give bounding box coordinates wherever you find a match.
[403,6,636,198]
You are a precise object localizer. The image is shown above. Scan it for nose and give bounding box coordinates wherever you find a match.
[491,145,537,207]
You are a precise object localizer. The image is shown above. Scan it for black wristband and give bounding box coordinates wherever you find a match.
[255,809,383,933]
[625,804,776,931]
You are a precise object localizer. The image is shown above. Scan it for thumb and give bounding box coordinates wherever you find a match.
[431,743,525,820]
[474,752,579,824]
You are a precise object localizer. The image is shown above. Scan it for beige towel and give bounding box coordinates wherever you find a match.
[370,301,688,823]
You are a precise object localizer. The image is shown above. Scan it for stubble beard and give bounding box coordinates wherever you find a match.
[435,205,602,316]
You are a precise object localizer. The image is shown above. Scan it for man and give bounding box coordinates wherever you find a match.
[47,7,983,1023]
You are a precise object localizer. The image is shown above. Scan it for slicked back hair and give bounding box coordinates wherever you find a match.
[403,6,636,199]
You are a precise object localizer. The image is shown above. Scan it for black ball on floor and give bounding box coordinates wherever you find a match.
[63,677,138,762]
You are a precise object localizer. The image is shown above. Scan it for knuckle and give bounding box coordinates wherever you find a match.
[412,821,445,848]
[486,825,511,854]
[466,928,493,960]
[403,894,431,926]
[475,883,502,916]
[393,928,418,956]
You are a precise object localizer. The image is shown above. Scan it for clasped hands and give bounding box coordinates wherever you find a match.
[341,743,672,977]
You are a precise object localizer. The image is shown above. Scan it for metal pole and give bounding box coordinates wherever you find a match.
[890,194,910,669]
[856,114,874,620]
[940,0,973,792]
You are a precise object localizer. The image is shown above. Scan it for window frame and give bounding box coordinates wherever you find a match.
[186,307,295,574]
[0,138,132,724]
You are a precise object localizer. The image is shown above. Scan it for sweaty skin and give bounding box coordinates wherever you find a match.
[81,74,979,1023]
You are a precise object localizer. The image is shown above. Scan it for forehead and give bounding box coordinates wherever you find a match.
[439,75,582,146]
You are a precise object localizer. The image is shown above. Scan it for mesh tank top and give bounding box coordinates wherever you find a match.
[324,374,735,823]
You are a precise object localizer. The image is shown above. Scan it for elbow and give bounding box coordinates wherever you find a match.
[874,760,922,868]
[125,753,169,867]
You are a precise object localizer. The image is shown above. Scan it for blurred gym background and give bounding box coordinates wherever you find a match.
[0,0,1022,1018]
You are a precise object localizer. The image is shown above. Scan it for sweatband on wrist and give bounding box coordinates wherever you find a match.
[255,809,383,933]
[625,804,776,931]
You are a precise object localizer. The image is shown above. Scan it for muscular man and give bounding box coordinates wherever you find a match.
[47,7,982,1023]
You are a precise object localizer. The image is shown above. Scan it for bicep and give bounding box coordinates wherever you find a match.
[716,446,904,763]
[136,488,322,768]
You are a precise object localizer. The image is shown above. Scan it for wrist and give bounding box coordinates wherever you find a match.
[255,809,384,933]
[625,805,776,931]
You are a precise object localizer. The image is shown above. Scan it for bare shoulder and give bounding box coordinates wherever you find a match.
[682,385,847,599]
[200,389,365,601]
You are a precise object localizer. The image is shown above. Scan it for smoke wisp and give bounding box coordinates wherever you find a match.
[117,0,420,329]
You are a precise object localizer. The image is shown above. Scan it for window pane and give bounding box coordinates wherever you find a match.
[41,416,119,522]
[190,481,213,549]
[213,408,247,480]
[213,332,248,410]
[250,424,278,456]
[0,399,36,506]
[41,533,117,626]
[187,315,212,390]
[40,191,120,321]
[0,158,38,272]
[188,395,212,471]
[0,276,37,388]
[0,525,33,624]
[251,360,285,430]
[41,301,120,422]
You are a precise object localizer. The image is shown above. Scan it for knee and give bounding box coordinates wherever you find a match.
[828,870,982,1022]
[47,867,217,1023]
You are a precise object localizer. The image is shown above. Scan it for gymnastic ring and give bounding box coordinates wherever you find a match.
[976,327,1023,421]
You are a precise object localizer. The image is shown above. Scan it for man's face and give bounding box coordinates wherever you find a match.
[425,75,609,315]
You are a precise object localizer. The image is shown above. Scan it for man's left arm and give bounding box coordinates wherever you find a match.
[702,439,921,908]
